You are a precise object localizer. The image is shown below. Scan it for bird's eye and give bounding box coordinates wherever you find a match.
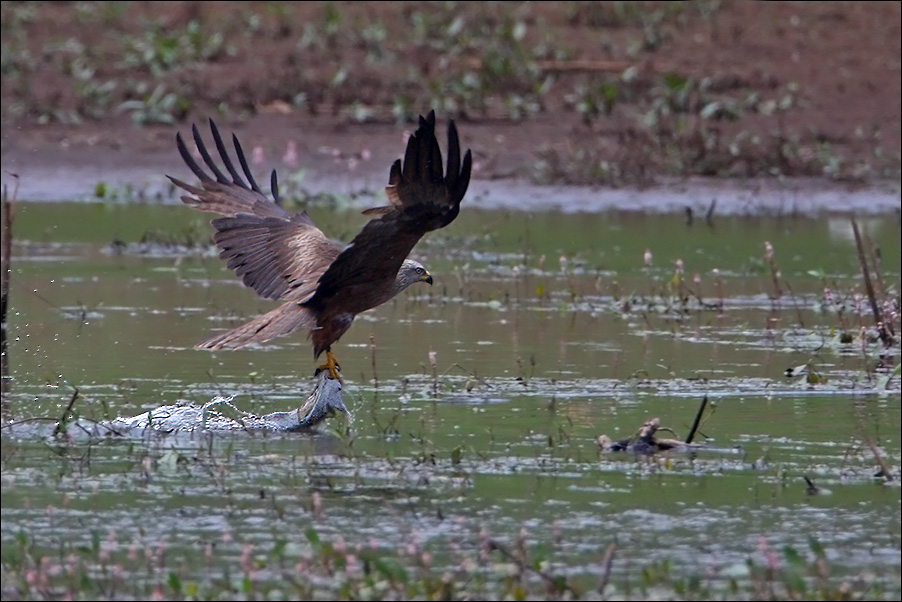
[416,267,424,274]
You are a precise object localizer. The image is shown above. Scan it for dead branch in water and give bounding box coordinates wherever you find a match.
[598,397,713,455]
[596,540,618,595]
[53,388,81,438]
[685,395,708,444]
[866,233,887,301]
[851,218,891,346]
[1,175,18,413]
[803,475,820,495]
[369,333,379,391]
[864,435,894,482]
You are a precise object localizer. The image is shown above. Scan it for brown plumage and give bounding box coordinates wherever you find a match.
[169,111,471,373]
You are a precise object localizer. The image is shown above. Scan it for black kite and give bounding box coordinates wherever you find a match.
[168,111,472,379]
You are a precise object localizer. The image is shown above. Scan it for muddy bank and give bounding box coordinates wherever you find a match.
[2,1,900,215]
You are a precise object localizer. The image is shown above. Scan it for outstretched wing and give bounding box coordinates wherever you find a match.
[310,110,472,304]
[169,119,341,302]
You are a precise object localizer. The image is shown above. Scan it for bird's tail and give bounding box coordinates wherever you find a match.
[198,303,317,350]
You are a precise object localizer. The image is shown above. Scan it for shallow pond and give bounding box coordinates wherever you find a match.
[2,200,900,599]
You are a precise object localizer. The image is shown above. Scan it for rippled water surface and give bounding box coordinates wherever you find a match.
[2,200,900,598]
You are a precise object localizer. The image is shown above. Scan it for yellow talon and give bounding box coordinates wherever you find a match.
[316,349,343,382]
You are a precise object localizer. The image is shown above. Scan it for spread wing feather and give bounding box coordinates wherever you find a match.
[312,110,472,304]
[212,213,340,301]
[168,119,341,302]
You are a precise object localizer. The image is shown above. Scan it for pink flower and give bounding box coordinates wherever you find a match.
[251,145,265,166]
[282,141,298,167]
[240,543,253,574]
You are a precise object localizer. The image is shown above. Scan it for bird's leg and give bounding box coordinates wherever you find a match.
[316,348,343,382]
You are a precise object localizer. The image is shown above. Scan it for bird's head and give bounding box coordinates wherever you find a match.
[399,259,433,288]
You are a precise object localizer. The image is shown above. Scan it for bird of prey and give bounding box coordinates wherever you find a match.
[168,111,472,380]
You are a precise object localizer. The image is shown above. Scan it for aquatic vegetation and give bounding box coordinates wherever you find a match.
[0,465,897,601]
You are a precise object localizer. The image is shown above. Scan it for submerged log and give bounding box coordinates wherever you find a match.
[597,417,706,455]
[597,396,716,456]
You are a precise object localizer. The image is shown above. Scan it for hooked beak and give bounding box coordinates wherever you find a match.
[422,271,433,285]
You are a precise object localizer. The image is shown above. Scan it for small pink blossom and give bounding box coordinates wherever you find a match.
[251,145,265,166]
[240,543,253,574]
[282,141,298,167]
